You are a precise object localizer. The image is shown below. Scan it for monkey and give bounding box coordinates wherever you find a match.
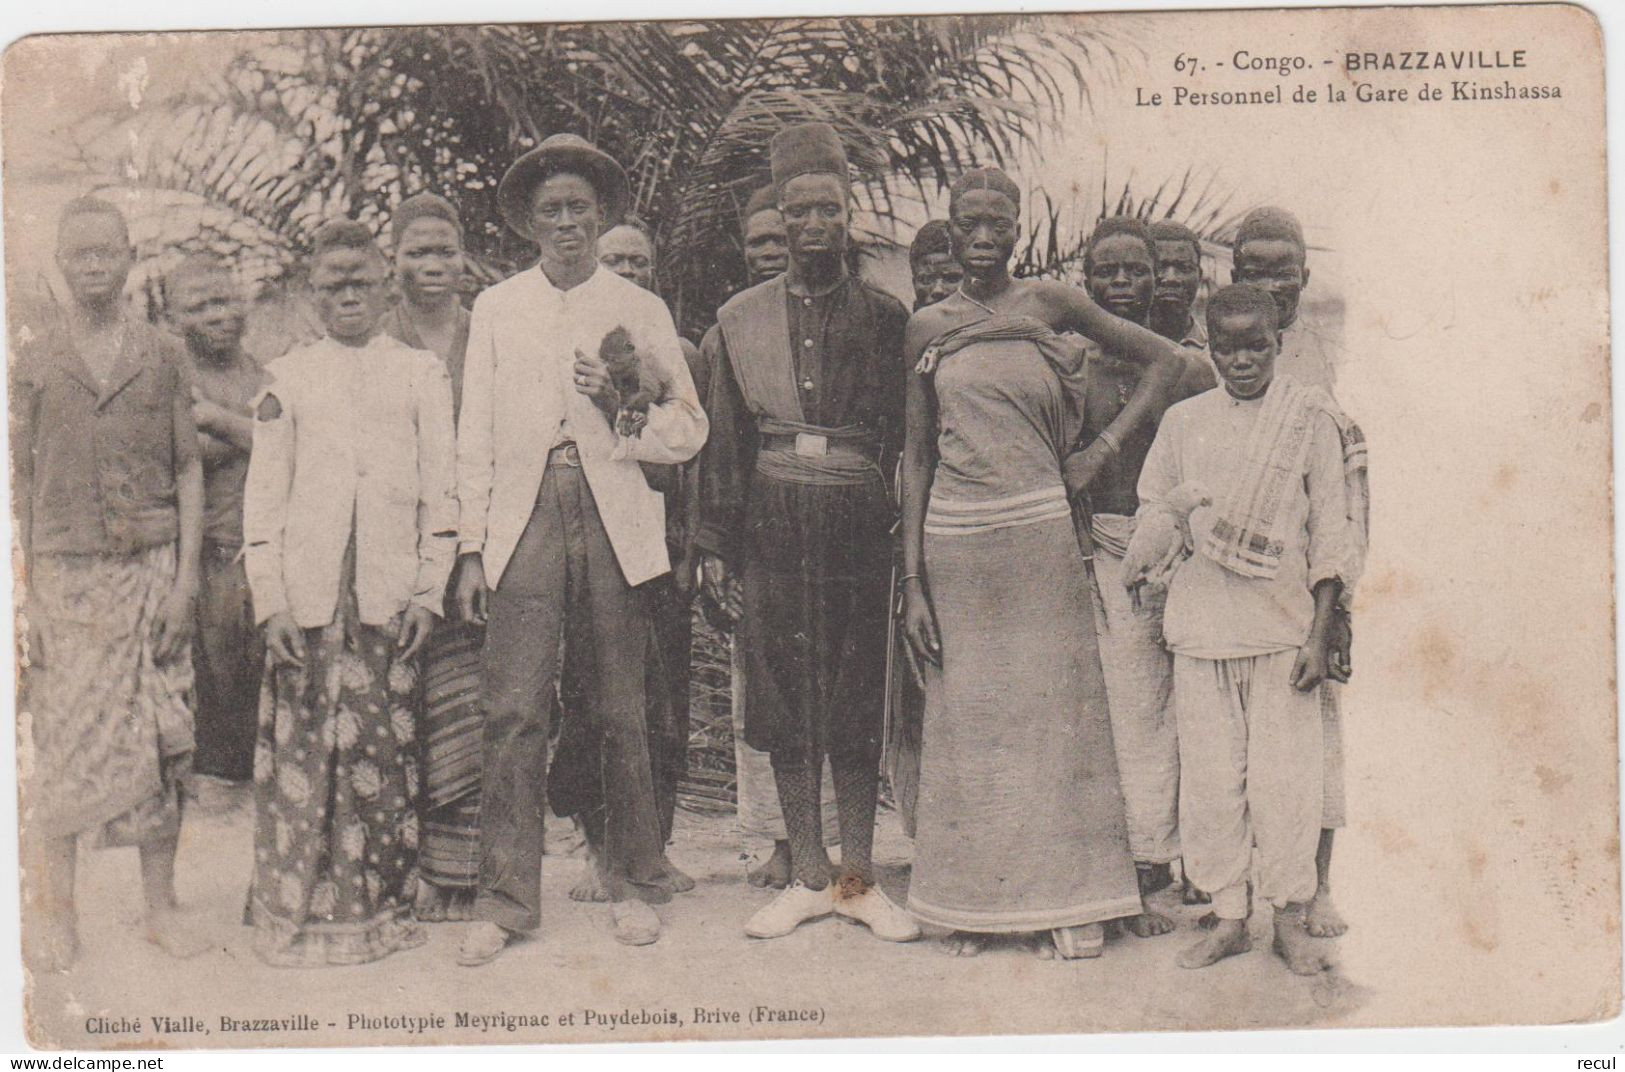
[599,325,668,438]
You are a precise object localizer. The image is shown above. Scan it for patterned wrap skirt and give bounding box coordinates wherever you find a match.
[248,551,426,967]
[23,543,193,846]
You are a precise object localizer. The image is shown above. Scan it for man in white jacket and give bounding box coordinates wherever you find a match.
[455,135,707,963]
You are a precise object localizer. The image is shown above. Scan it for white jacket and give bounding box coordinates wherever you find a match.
[243,334,457,628]
[456,265,707,588]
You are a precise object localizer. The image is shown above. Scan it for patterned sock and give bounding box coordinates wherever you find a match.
[772,761,829,890]
[830,750,878,887]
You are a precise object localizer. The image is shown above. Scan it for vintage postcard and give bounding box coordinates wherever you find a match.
[1,1,1615,1049]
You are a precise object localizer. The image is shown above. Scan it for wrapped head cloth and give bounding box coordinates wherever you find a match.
[770,123,849,190]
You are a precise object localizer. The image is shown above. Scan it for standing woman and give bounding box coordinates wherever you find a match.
[899,169,1186,958]
[379,193,482,923]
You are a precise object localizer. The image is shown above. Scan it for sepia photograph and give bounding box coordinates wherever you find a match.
[0,0,1616,1050]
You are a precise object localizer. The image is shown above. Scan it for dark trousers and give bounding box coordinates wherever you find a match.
[474,464,668,933]
[550,571,690,845]
[194,541,263,780]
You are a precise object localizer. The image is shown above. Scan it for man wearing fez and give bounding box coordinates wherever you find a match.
[454,134,707,963]
[703,185,841,891]
[696,123,918,942]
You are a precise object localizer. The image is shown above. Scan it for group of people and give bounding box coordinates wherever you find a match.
[13,119,1366,980]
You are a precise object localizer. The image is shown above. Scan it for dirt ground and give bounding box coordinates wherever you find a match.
[24,778,1384,1050]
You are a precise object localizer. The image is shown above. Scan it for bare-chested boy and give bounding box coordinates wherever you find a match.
[167,255,266,789]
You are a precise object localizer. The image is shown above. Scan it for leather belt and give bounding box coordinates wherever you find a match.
[547,442,582,468]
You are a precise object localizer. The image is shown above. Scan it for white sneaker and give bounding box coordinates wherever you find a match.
[834,883,921,942]
[745,880,836,939]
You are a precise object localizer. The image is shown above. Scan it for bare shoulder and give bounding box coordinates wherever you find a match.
[903,301,955,356]
[1023,277,1081,313]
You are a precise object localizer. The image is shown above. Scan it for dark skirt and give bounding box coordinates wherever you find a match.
[737,469,893,763]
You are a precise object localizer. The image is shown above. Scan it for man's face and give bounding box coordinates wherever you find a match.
[911,251,963,310]
[529,173,605,266]
[57,213,134,308]
[310,247,390,344]
[1085,232,1155,325]
[1210,310,1279,400]
[1232,238,1309,328]
[1152,238,1202,320]
[395,217,464,303]
[169,271,246,360]
[949,189,1019,278]
[597,225,655,291]
[742,209,788,283]
[779,174,849,263]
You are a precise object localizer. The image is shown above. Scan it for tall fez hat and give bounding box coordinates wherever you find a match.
[770,122,849,190]
[498,133,631,240]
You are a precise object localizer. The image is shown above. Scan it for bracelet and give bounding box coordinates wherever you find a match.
[898,573,924,587]
[1096,430,1122,455]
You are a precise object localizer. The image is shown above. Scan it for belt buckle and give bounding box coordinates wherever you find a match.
[794,432,828,457]
[554,442,581,467]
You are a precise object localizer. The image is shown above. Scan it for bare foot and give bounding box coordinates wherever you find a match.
[569,856,611,903]
[1123,910,1177,938]
[1306,887,1348,937]
[1273,906,1334,975]
[663,855,696,894]
[1050,923,1105,960]
[1177,916,1251,968]
[747,842,792,889]
[415,882,451,922]
[145,908,211,959]
[938,933,987,957]
[1136,862,1173,897]
[445,889,476,922]
[1182,878,1212,905]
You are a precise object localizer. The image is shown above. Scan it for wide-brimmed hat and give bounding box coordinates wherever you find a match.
[498,133,630,240]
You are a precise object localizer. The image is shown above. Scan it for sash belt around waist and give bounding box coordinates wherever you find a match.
[755,445,881,488]
[754,419,881,487]
[758,432,876,459]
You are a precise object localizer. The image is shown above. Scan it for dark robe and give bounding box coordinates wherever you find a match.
[695,274,908,764]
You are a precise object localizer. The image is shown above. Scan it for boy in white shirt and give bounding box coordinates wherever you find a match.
[1129,284,1355,975]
